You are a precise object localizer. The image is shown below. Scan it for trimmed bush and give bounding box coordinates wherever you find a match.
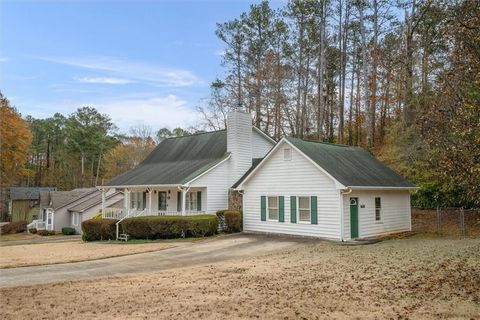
[0,221,28,235]
[29,228,37,234]
[82,218,118,241]
[62,227,76,235]
[224,210,242,232]
[120,215,218,239]
[38,230,56,236]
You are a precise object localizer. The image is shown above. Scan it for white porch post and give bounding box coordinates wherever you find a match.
[148,188,153,215]
[124,189,130,214]
[181,188,186,216]
[101,188,106,216]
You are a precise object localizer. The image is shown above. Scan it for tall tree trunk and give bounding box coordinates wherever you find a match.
[358,4,370,148]
[316,2,326,140]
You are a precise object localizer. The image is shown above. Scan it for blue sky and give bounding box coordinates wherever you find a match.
[0,0,283,133]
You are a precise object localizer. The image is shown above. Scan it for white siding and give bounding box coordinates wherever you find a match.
[243,141,342,240]
[342,190,411,240]
[190,160,229,213]
[251,128,274,159]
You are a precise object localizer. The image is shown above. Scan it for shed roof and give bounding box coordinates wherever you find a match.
[286,137,415,188]
[104,130,228,187]
[41,188,97,210]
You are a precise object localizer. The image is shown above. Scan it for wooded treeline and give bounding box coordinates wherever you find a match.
[198,0,479,207]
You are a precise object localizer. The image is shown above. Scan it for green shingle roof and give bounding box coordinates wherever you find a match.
[287,137,415,188]
[105,130,228,186]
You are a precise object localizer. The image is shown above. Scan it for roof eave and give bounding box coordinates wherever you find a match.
[348,186,418,190]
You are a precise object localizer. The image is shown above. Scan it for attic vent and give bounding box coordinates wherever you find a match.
[283,148,292,161]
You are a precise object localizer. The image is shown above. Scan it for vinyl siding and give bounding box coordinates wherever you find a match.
[243,141,342,240]
[190,160,229,213]
[342,190,411,240]
[251,128,274,159]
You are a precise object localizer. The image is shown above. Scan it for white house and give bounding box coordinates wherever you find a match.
[100,111,415,241]
[29,188,123,233]
[99,111,275,223]
[235,137,416,241]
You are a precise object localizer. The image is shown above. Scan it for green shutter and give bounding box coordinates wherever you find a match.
[260,196,266,221]
[177,192,181,212]
[290,196,297,223]
[279,196,284,222]
[142,192,147,210]
[197,191,202,211]
[311,196,318,224]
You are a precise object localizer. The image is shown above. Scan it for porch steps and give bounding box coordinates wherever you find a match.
[118,234,130,242]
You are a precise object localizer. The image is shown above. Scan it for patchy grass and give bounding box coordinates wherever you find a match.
[1,235,479,319]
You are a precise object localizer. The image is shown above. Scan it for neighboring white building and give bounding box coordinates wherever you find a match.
[30,188,123,233]
[235,137,416,241]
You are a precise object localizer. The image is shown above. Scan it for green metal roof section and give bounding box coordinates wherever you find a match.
[105,130,228,186]
[286,137,415,188]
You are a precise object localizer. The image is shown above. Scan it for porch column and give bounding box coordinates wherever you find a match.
[124,189,130,213]
[181,188,186,216]
[101,188,106,216]
[148,188,153,215]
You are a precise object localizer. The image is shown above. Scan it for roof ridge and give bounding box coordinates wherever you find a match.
[287,136,357,148]
[163,129,226,141]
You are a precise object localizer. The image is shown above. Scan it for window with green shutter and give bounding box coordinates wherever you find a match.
[290,196,297,223]
[310,196,318,224]
[279,196,284,222]
[260,196,266,221]
[197,191,202,211]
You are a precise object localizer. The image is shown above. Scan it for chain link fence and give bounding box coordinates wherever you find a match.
[412,208,480,237]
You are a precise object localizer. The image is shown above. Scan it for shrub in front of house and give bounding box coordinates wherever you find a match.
[28,228,37,234]
[216,210,227,230]
[38,230,56,236]
[62,227,76,235]
[120,215,218,239]
[81,218,118,241]
[224,210,242,232]
[0,221,28,235]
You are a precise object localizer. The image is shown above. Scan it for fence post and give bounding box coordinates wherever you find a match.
[460,208,465,237]
[436,206,441,234]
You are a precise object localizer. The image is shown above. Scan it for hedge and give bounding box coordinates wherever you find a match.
[38,230,56,236]
[82,218,118,241]
[62,227,76,235]
[0,221,27,235]
[120,215,218,239]
[224,210,242,232]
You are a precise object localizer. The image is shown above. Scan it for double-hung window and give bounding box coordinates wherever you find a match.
[375,197,382,221]
[72,212,78,226]
[186,192,198,211]
[298,196,311,222]
[267,196,278,220]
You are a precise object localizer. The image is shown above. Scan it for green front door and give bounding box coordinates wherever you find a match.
[158,192,167,211]
[350,198,359,239]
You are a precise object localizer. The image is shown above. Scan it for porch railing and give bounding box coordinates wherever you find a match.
[27,220,47,230]
[103,208,208,219]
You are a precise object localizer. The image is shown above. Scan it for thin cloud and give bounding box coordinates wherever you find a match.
[95,94,198,132]
[36,55,203,87]
[74,76,135,85]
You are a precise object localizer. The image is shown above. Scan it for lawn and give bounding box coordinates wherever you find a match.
[1,235,479,319]
[0,241,177,268]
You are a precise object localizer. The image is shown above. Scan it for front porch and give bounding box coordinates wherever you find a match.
[101,186,207,220]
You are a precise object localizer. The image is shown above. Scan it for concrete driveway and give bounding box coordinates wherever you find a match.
[0,233,313,288]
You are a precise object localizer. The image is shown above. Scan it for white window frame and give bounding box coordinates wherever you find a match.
[72,212,79,226]
[267,196,279,221]
[297,196,311,223]
[375,197,382,222]
[186,192,198,211]
[283,148,292,161]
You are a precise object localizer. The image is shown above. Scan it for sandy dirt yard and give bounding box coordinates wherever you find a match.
[1,235,479,319]
[0,241,175,268]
